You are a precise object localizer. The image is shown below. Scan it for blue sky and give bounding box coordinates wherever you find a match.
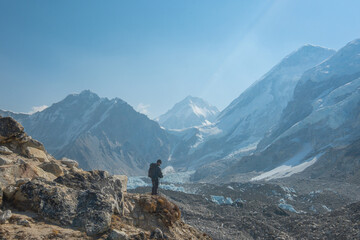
[1,0,359,118]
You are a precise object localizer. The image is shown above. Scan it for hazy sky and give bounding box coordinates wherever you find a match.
[1,0,359,118]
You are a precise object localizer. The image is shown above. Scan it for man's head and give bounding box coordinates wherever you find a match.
[156,159,162,166]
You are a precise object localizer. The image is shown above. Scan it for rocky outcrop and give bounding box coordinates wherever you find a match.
[0,116,48,161]
[8,172,126,236]
[120,194,211,239]
[0,116,211,239]
[61,157,79,168]
[39,162,64,176]
[0,146,12,155]
[0,117,25,142]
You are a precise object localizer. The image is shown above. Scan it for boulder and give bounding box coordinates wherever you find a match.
[25,147,48,162]
[12,179,78,226]
[39,162,63,177]
[15,178,31,187]
[0,156,12,165]
[18,219,31,227]
[72,190,113,236]
[54,170,127,215]
[0,209,12,224]
[0,146,12,155]
[3,185,18,200]
[107,229,129,240]
[150,228,168,239]
[12,173,127,236]
[0,117,45,156]
[0,117,24,142]
[61,157,79,168]
[21,138,45,151]
[0,162,46,187]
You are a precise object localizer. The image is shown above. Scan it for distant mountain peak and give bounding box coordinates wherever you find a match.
[78,90,100,99]
[157,96,219,130]
[280,44,336,67]
[348,38,360,46]
[299,44,332,50]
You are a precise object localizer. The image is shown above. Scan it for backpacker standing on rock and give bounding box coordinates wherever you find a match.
[148,159,163,195]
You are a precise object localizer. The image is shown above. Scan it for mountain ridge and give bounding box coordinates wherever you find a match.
[0,90,174,175]
[209,38,360,183]
[170,44,336,170]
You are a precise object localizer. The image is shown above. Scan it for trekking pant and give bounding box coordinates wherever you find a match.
[152,178,159,195]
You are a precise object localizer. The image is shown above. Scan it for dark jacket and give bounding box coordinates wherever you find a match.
[149,163,163,179]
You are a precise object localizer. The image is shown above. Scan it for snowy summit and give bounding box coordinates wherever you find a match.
[156,96,219,130]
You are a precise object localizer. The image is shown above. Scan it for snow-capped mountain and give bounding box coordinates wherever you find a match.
[174,44,335,170]
[157,96,219,130]
[214,39,360,182]
[0,90,174,175]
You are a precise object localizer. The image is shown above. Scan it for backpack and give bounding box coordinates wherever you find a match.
[148,163,157,178]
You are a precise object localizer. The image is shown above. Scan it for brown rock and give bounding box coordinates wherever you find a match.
[0,117,24,142]
[108,229,129,240]
[3,185,19,200]
[26,147,49,162]
[61,158,79,168]
[0,156,12,166]
[0,146,12,155]
[39,162,63,177]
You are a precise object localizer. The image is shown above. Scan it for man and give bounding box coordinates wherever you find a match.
[148,159,163,195]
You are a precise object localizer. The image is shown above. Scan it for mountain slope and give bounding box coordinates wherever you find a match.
[174,45,335,169]
[217,39,360,182]
[0,90,174,175]
[157,96,219,130]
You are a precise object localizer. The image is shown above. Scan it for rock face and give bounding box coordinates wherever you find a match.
[8,170,126,236]
[108,229,129,240]
[54,170,126,215]
[0,116,48,161]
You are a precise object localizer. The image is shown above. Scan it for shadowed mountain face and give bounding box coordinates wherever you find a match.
[157,96,219,130]
[0,90,174,175]
[210,39,360,183]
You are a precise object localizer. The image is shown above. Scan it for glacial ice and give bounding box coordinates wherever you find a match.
[210,195,234,205]
[278,203,298,213]
[127,169,195,193]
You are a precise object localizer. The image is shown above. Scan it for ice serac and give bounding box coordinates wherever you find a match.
[0,90,174,176]
[219,39,360,182]
[157,96,219,130]
[181,45,335,171]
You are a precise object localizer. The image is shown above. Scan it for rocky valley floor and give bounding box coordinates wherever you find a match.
[130,179,360,240]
